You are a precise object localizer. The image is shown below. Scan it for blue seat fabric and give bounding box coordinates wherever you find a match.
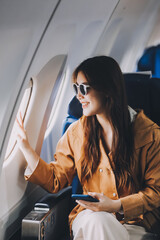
[62,96,83,194]
[137,44,160,78]
[124,73,160,126]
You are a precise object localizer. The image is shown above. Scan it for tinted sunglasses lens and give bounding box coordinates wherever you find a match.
[79,85,86,95]
[73,84,78,94]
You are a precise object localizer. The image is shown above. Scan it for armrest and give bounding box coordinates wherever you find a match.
[22,186,72,240]
[35,186,72,209]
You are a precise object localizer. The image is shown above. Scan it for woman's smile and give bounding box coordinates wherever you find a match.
[81,101,90,108]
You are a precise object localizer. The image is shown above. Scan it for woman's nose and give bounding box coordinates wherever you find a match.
[77,89,84,100]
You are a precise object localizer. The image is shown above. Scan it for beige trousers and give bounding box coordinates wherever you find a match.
[72,209,157,240]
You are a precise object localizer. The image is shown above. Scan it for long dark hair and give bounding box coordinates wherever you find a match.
[73,56,137,193]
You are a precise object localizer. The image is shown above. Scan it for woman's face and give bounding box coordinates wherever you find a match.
[76,71,106,117]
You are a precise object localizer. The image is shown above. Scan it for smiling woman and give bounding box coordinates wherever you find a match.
[15,56,160,240]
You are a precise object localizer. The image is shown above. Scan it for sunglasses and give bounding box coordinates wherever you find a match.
[73,83,90,96]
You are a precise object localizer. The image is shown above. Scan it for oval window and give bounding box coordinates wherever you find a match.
[5,80,33,160]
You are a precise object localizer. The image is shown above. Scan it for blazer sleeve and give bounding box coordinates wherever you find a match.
[25,126,77,193]
[120,136,160,221]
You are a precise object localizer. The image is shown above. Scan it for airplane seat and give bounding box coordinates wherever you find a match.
[137,44,160,78]
[62,95,83,134]
[62,73,160,197]
[123,73,160,126]
[62,73,160,200]
[62,96,83,195]
[149,77,160,126]
[123,73,151,119]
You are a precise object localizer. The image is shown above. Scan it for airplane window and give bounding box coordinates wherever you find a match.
[44,72,66,139]
[5,80,33,160]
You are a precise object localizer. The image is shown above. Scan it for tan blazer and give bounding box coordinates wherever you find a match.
[26,111,160,235]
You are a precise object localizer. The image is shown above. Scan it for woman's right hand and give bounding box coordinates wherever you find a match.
[15,113,30,151]
[15,113,40,172]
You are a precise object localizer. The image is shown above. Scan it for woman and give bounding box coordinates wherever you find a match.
[16,56,160,240]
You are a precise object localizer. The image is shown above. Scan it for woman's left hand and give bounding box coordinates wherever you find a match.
[76,192,122,213]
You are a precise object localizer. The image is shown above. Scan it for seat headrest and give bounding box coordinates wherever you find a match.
[123,73,151,118]
[150,77,160,125]
[124,73,160,126]
[67,96,83,119]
